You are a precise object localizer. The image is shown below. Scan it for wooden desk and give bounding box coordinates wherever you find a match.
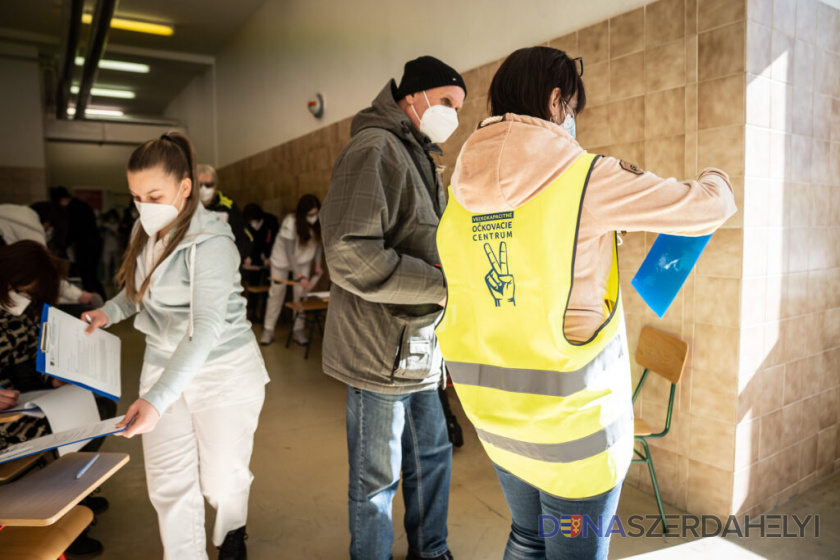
[284,300,329,359]
[0,413,24,424]
[0,505,93,560]
[0,453,46,484]
[0,452,128,527]
[270,277,299,286]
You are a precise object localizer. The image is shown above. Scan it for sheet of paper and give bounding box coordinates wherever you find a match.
[631,233,712,318]
[309,291,330,299]
[31,385,100,455]
[0,390,53,418]
[37,305,121,401]
[0,415,125,464]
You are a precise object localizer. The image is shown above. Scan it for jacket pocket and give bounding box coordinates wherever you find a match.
[391,311,440,380]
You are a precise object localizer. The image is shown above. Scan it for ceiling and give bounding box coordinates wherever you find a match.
[0,0,267,119]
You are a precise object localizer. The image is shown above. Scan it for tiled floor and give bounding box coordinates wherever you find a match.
[91,321,839,559]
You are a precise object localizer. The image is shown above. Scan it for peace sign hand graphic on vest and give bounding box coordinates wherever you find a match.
[484,242,515,307]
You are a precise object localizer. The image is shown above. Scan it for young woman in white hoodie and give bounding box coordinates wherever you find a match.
[85,132,268,560]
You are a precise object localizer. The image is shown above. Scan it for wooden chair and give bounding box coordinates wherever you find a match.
[0,453,47,485]
[284,299,329,359]
[245,285,271,322]
[631,326,689,533]
[0,505,92,560]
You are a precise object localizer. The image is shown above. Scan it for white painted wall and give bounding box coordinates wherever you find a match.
[0,52,46,168]
[168,0,652,167]
[164,67,217,167]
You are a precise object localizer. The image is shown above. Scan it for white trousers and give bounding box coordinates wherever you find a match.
[263,265,304,332]
[140,345,267,559]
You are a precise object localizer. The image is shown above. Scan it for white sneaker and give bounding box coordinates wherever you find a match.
[292,329,309,346]
[260,329,274,346]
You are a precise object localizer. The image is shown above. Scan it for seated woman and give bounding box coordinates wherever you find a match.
[0,240,106,559]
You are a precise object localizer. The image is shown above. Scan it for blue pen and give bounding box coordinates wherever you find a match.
[75,454,100,479]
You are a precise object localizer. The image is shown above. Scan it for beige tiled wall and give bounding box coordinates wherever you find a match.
[734,0,840,518]
[0,166,47,204]
[218,0,838,520]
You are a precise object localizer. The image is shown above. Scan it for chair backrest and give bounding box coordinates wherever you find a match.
[634,327,688,385]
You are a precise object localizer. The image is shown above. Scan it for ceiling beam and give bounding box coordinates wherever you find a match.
[56,0,84,119]
[74,0,117,120]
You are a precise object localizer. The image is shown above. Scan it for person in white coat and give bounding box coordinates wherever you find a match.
[260,194,323,346]
[85,132,268,560]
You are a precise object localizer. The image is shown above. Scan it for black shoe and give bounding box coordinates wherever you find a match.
[407,551,453,560]
[80,496,109,516]
[65,530,104,558]
[218,526,248,560]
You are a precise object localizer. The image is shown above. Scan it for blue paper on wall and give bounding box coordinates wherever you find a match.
[631,233,712,318]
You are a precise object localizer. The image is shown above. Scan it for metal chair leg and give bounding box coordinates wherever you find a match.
[285,312,297,348]
[304,312,315,359]
[640,438,668,533]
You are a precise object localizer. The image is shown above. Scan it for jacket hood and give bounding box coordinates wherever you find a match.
[451,113,584,213]
[168,204,235,254]
[351,81,434,150]
[0,204,46,243]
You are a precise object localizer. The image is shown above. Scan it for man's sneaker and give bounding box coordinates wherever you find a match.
[259,329,274,346]
[407,551,454,560]
[218,526,248,560]
[65,530,104,558]
[292,329,309,346]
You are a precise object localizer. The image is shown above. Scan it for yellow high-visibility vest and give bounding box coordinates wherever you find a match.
[436,152,634,499]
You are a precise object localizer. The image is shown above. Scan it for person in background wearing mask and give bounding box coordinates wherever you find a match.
[436,47,735,560]
[0,203,98,307]
[50,186,106,299]
[260,194,322,346]
[242,203,279,268]
[0,240,108,558]
[99,209,121,287]
[195,164,253,262]
[84,133,268,560]
[320,56,466,560]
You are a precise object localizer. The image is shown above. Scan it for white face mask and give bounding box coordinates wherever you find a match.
[562,112,576,139]
[250,219,263,231]
[199,185,215,204]
[135,183,185,237]
[306,214,318,225]
[6,291,30,316]
[412,91,459,144]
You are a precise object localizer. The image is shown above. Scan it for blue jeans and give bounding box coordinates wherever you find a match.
[494,465,623,560]
[346,387,453,560]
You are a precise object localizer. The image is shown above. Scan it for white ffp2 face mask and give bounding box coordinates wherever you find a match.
[562,112,576,139]
[199,185,215,204]
[413,91,459,144]
[5,291,31,316]
[135,184,185,237]
[306,214,318,225]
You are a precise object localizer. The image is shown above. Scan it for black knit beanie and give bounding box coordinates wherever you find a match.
[394,56,467,100]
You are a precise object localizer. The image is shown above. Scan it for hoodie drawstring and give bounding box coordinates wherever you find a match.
[188,244,196,340]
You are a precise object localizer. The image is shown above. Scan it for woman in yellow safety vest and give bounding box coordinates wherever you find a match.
[435,47,736,559]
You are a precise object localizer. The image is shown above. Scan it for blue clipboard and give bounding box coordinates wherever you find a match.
[36,304,120,402]
[631,233,712,318]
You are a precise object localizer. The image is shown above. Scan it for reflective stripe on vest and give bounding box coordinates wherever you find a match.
[436,150,631,499]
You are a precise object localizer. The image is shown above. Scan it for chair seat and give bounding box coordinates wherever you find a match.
[245,285,270,294]
[634,418,653,437]
[0,505,93,560]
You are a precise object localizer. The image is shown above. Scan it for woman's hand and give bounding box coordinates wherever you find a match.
[78,291,95,305]
[115,398,161,438]
[84,309,110,335]
[0,389,20,411]
[300,278,314,292]
[315,263,323,277]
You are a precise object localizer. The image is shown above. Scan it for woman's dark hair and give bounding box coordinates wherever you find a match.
[243,203,265,223]
[0,240,62,311]
[488,47,586,121]
[117,131,200,303]
[295,194,321,244]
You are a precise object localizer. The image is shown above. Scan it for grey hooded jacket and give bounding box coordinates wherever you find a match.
[320,81,449,394]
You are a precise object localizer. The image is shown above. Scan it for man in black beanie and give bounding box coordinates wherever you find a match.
[320,56,466,560]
